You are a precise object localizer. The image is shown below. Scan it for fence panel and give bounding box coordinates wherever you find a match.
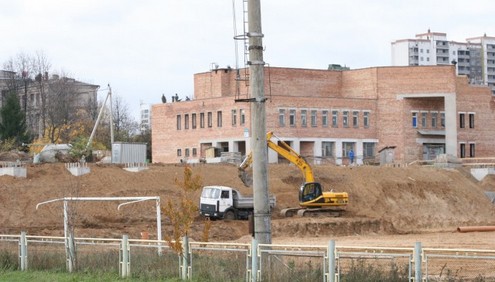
[128,239,178,279]
[259,244,327,282]
[2,234,495,281]
[424,248,495,281]
[189,242,250,282]
[336,246,413,281]
[25,236,66,271]
[75,238,120,274]
[0,235,19,270]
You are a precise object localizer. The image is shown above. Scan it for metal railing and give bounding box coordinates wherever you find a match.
[1,233,495,281]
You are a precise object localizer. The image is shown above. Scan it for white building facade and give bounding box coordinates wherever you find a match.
[140,102,151,132]
[391,30,495,94]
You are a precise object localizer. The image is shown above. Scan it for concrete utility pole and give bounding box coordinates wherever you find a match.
[248,0,271,244]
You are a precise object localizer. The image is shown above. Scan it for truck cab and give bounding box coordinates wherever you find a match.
[199,186,235,219]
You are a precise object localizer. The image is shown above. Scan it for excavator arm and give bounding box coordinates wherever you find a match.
[239,132,314,186]
[238,131,349,216]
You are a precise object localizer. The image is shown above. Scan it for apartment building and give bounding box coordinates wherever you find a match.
[139,102,151,132]
[0,71,99,137]
[391,30,495,94]
[151,65,495,165]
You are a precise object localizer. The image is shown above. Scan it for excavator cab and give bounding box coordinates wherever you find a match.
[299,182,323,204]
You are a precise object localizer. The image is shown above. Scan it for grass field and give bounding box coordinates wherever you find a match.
[0,270,186,282]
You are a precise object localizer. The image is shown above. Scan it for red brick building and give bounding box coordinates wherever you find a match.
[152,65,495,164]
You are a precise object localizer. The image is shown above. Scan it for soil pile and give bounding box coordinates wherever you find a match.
[0,163,494,242]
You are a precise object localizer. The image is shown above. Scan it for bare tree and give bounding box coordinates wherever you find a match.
[45,74,78,143]
[2,51,52,139]
[112,95,138,142]
[32,51,52,138]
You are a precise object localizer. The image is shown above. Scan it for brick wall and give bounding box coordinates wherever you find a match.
[152,66,495,164]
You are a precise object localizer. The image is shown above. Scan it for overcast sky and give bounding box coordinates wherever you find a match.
[0,0,493,119]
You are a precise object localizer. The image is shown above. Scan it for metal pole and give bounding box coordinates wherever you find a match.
[86,87,110,150]
[156,198,162,255]
[63,200,69,270]
[109,85,114,145]
[248,0,271,244]
[414,241,422,282]
[251,238,258,282]
[20,231,27,271]
[181,235,189,280]
[328,240,336,282]
[121,235,129,278]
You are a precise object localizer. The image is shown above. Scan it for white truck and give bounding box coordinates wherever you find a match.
[199,186,276,220]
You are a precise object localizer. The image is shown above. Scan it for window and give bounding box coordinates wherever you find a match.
[301,110,307,127]
[192,148,197,157]
[185,148,190,157]
[459,113,465,128]
[231,109,237,126]
[469,113,475,128]
[363,112,369,128]
[311,110,317,127]
[289,109,296,127]
[352,111,359,128]
[207,112,213,128]
[460,143,466,158]
[431,112,437,128]
[177,149,182,157]
[200,113,205,128]
[332,111,338,127]
[469,143,475,157]
[426,57,430,62]
[192,113,197,129]
[343,111,349,127]
[322,110,328,127]
[426,49,430,53]
[421,112,427,128]
[441,112,445,128]
[184,114,189,129]
[363,142,376,158]
[240,109,245,125]
[412,112,418,128]
[176,115,182,130]
[279,109,286,127]
[342,142,354,159]
[322,142,333,157]
[217,111,222,127]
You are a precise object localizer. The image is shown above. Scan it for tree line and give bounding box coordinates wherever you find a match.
[0,51,151,161]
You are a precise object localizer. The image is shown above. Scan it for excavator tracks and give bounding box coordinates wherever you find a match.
[280,207,344,218]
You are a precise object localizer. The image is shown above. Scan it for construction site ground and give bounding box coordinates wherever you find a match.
[1,162,495,249]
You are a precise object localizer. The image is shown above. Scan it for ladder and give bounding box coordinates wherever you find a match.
[234,0,250,101]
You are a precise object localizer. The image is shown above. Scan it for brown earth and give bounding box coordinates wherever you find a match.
[1,163,495,248]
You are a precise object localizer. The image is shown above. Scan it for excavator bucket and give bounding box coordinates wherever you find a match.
[238,169,253,187]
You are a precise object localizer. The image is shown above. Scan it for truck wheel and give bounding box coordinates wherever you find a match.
[224,210,236,221]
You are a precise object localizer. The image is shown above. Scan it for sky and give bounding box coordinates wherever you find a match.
[0,0,493,120]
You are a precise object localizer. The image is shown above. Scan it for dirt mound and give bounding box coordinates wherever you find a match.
[0,163,494,242]
[0,150,31,162]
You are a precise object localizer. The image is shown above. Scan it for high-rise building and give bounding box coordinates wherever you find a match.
[140,102,151,132]
[391,30,495,94]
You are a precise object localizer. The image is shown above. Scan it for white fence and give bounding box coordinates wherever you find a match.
[1,233,495,281]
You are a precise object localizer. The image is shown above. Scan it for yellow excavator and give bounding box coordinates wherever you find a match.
[239,131,349,217]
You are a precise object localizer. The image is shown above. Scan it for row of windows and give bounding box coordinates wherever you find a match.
[412,111,445,128]
[177,148,197,157]
[279,109,370,128]
[460,143,475,158]
[412,111,475,129]
[177,109,246,130]
[322,141,376,158]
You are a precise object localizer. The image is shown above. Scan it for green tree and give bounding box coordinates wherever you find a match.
[0,92,29,146]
